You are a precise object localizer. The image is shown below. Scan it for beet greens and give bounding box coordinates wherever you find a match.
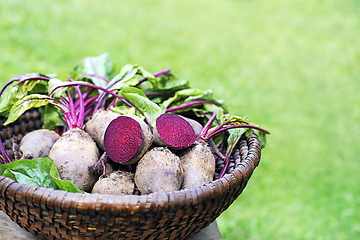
[0,52,270,188]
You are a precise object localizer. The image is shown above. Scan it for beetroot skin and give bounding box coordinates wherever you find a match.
[91,170,135,195]
[84,109,121,150]
[135,147,184,194]
[179,141,216,189]
[104,114,152,165]
[48,128,100,192]
[19,129,60,160]
[153,114,197,150]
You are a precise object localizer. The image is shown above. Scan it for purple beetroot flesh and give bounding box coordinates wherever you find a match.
[104,115,152,164]
[154,114,196,149]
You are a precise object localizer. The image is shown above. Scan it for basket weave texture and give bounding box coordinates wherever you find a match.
[0,109,261,240]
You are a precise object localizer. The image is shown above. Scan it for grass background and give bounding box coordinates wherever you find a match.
[1,0,360,239]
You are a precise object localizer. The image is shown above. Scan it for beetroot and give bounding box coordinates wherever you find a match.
[84,109,121,150]
[91,170,135,195]
[181,116,203,137]
[135,147,184,194]
[153,114,201,150]
[179,141,215,189]
[48,128,100,192]
[179,111,271,189]
[104,114,152,165]
[19,129,60,160]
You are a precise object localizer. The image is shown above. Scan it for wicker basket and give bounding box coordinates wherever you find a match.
[0,109,261,240]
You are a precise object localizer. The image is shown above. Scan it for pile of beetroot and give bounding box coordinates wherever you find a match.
[0,53,269,195]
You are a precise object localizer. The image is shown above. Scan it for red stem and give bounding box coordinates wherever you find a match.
[218,134,241,179]
[81,74,110,83]
[206,124,270,139]
[74,86,84,128]
[66,91,77,128]
[14,76,50,87]
[197,111,217,140]
[137,68,171,84]
[106,98,117,110]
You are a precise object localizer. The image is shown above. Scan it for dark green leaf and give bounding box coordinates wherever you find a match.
[119,87,165,129]
[109,64,159,90]
[258,131,267,149]
[225,115,268,149]
[0,74,49,116]
[110,77,139,90]
[0,158,84,193]
[141,75,190,99]
[70,52,114,88]
[4,94,65,126]
[42,104,63,130]
[204,104,225,125]
[16,73,50,96]
[0,82,20,115]
[162,88,224,109]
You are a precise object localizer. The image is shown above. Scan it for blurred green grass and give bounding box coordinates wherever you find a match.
[1,0,360,239]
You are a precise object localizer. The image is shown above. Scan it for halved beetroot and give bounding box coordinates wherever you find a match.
[153,113,197,150]
[104,114,152,165]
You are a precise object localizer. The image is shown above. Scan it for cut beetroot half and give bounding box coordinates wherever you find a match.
[104,116,143,164]
[155,114,196,149]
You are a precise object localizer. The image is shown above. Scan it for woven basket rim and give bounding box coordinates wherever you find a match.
[0,153,255,209]
[0,110,261,239]
[0,133,260,212]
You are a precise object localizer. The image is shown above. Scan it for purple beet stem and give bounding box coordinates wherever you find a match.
[218,134,241,179]
[81,74,110,83]
[138,68,171,84]
[94,68,171,112]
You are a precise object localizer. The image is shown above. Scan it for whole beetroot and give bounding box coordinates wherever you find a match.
[179,141,216,189]
[49,128,100,192]
[91,170,135,195]
[19,129,60,160]
[135,147,184,194]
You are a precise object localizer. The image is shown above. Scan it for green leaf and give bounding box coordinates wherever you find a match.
[109,64,139,85]
[120,86,147,98]
[119,87,165,129]
[48,79,92,98]
[136,65,160,89]
[20,79,42,93]
[110,77,139,90]
[48,78,68,98]
[70,52,114,88]
[0,82,20,115]
[4,94,65,126]
[110,106,137,116]
[142,74,190,98]
[2,168,54,187]
[42,104,63,130]
[162,88,224,109]
[0,74,49,116]
[227,128,247,152]
[15,73,50,97]
[109,64,159,90]
[0,158,84,193]
[225,114,268,149]
[204,104,225,125]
